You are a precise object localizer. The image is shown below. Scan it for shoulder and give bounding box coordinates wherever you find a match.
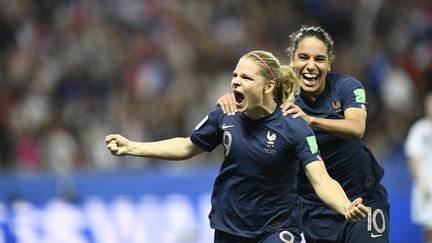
[207,106,227,120]
[280,114,313,135]
[410,118,432,133]
[194,106,225,130]
[329,72,364,89]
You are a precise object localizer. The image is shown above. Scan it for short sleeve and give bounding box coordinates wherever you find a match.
[339,77,368,111]
[190,108,223,152]
[292,121,322,167]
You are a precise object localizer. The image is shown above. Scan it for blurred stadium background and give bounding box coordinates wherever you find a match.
[0,0,431,242]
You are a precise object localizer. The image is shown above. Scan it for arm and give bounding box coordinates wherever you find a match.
[304,160,368,222]
[282,102,366,139]
[105,134,204,160]
[217,92,237,116]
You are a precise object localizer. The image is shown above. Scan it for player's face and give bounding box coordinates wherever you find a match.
[291,37,331,99]
[231,57,269,115]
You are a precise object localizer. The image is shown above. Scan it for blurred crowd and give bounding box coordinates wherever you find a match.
[0,0,431,174]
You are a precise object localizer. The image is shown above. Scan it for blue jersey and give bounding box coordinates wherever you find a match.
[190,106,321,238]
[295,73,385,204]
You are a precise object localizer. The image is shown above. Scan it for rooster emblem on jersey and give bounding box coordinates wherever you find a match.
[331,100,342,114]
[267,131,276,145]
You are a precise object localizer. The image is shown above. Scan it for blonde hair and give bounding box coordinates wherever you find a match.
[244,50,300,103]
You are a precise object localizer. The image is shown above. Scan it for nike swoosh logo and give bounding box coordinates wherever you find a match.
[222,124,234,129]
[371,233,383,238]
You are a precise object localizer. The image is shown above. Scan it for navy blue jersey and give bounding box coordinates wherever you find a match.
[190,106,321,238]
[295,72,385,203]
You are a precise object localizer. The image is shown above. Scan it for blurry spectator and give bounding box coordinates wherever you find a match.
[0,0,430,173]
[0,121,14,170]
[404,91,432,243]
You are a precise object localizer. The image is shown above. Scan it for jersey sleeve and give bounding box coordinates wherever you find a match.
[189,107,223,152]
[292,120,323,167]
[339,76,368,112]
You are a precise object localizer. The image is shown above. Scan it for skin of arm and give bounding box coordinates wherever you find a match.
[304,160,368,222]
[282,102,366,140]
[105,134,204,160]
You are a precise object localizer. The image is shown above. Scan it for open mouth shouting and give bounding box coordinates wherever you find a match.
[233,90,245,107]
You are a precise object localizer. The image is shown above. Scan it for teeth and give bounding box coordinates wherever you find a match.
[303,73,318,78]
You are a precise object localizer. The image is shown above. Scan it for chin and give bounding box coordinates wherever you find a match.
[236,103,246,112]
[301,85,318,93]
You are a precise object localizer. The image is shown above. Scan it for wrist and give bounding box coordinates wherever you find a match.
[125,141,135,155]
[307,116,316,126]
[342,202,351,216]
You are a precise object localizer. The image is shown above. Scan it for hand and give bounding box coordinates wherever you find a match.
[344,198,368,223]
[281,101,311,125]
[217,93,236,116]
[105,134,130,156]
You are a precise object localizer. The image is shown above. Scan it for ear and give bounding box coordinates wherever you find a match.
[264,80,276,94]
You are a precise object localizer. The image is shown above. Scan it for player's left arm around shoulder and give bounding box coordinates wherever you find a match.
[304,160,368,222]
[309,107,366,139]
[282,103,367,140]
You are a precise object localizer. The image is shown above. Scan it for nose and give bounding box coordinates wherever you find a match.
[232,76,241,88]
[306,58,315,70]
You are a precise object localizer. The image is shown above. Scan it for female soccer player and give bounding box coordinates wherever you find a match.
[218,27,389,243]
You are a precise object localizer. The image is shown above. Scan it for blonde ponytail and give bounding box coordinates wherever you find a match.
[277,65,300,103]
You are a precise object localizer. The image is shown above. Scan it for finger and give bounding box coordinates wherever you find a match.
[105,135,113,143]
[280,102,293,112]
[220,102,228,114]
[107,143,118,151]
[292,113,300,118]
[283,108,295,117]
[228,93,236,115]
[354,197,363,206]
[358,205,368,214]
[351,206,367,220]
[353,198,368,214]
[352,209,366,220]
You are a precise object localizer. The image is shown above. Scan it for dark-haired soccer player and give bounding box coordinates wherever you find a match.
[218,26,389,243]
[106,50,367,243]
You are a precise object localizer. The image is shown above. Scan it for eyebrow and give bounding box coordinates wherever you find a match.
[298,53,327,59]
[233,71,253,80]
[240,73,253,79]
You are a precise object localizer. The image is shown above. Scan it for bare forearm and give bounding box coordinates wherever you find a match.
[309,116,365,139]
[313,177,351,215]
[128,137,202,160]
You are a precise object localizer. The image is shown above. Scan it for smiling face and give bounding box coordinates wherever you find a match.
[291,37,331,100]
[231,56,275,118]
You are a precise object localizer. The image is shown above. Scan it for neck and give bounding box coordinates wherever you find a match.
[302,83,326,102]
[302,92,319,102]
[245,99,277,120]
